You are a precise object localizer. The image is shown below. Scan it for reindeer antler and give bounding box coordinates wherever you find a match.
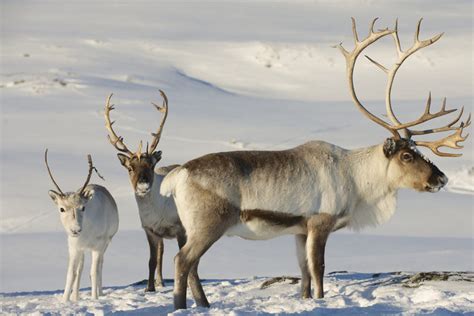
[338,18,471,157]
[79,155,94,195]
[44,149,65,195]
[148,90,169,155]
[336,18,398,138]
[104,91,169,157]
[104,94,134,156]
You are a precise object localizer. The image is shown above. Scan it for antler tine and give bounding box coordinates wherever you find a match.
[44,149,65,195]
[369,17,379,35]
[351,17,359,44]
[365,55,388,73]
[414,18,422,43]
[392,94,457,132]
[337,18,399,138]
[148,89,169,155]
[104,94,133,156]
[136,141,143,159]
[415,125,470,157]
[79,154,94,195]
[414,18,444,48]
[410,105,468,136]
[393,19,402,56]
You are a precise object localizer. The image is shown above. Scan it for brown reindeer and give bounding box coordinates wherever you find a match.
[160,19,470,309]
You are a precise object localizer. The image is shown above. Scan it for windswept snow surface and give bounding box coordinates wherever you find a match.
[1,0,473,314]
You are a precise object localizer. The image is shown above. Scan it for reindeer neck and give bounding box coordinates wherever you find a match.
[343,143,398,229]
[346,144,394,196]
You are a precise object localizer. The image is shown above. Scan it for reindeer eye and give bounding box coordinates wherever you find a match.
[401,152,413,162]
[60,208,65,213]
[81,207,85,212]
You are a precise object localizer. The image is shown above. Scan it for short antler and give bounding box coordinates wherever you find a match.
[104,91,169,157]
[44,149,64,195]
[104,94,134,156]
[79,155,95,195]
[339,18,471,157]
[148,90,169,155]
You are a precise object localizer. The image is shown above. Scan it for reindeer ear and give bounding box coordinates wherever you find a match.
[48,190,61,204]
[117,153,130,168]
[151,151,162,166]
[383,138,399,158]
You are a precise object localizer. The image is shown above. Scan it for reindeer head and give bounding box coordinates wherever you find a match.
[105,90,169,196]
[338,18,470,192]
[382,138,447,192]
[45,150,97,237]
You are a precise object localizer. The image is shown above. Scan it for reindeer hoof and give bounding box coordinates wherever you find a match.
[145,287,156,293]
[155,280,165,288]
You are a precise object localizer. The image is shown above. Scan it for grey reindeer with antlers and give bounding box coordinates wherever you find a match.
[160,18,471,310]
[104,91,208,305]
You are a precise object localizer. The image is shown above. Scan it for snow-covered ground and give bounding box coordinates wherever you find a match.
[2,272,473,315]
[1,0,473,314]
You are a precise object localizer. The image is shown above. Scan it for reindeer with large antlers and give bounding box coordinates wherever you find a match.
[45,150,119,301]
[160,19,471,310]
[105,91,208,304]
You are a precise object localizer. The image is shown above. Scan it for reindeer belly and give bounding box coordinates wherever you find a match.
[225,209,306,240]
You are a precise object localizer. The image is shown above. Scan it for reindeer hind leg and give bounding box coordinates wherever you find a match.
[295,234,312,299]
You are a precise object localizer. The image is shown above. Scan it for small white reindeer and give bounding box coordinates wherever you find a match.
[45,150,119,302]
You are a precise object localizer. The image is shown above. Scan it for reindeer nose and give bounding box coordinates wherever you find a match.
[438,174,448,187]
[136,182,151,196]
[137,182,150,190]
[71,228,81,236]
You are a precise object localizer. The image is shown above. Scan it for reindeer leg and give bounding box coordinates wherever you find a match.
[98,242,111,296]
[174,232,223,310]
[145,229,159,292]
[98,253,104,296]
[155,237,165,288]
[177,233,210,308]
[63,249,80,302]
[306,213,335,299]
[173,184,240,310]
[295,234,312,299]
[90,250,101,299]
[71,252,84,301]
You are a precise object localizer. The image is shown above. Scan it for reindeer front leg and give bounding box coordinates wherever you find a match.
[63,248,81,302]
[156,237,165,287]
[71,252,84,301]
[306,213,335,299]
[145,229,160,292]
